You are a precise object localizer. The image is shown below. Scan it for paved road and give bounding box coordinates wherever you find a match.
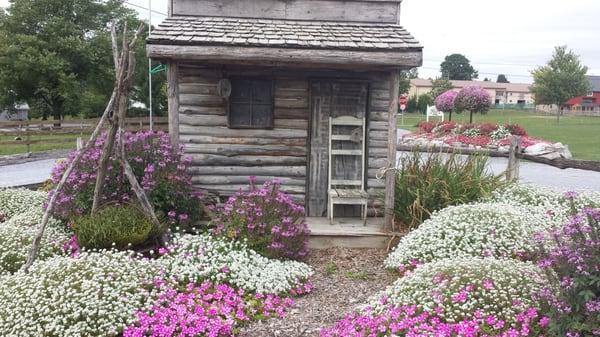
[0,159,58,188]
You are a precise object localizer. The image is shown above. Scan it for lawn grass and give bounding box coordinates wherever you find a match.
[0,133,85,156]
[398,109,600,161]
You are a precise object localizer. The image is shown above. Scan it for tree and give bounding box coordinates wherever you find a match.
[483,77,490,82]
[454,86,491,123]
[440,54,479,80]
[530,46,590,123]
[430,77,454,99]
[416,94,433,114]
[496,74,510,83]
[398,68,418,95]
[0,0,153,121]
[434,90,458,121]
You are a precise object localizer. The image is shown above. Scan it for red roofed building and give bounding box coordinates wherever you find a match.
[563,76,600,116]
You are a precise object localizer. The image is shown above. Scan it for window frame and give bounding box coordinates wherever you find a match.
[226,77,275,129]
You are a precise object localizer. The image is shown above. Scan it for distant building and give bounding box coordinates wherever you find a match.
[409,79,534,108]
[562,76,600,116]
[0,103,29,121]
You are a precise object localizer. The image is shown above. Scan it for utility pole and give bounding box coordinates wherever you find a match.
[148,0,153,131]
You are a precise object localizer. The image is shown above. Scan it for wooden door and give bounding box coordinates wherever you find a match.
[307,80,369,217]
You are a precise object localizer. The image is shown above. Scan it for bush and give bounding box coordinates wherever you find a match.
[416,93,433,114]
[375,257,549,326]
[393,152,503,228]
[210,179,310,260]
[72,204,156,250]
[0,188,47,220]
[49,130,202,229]
[158,233,313,295]
[385,202,553,270]
[0,209,70,274]
[536,207,600,336]
[0,251,160,336]
[123,281,295,337]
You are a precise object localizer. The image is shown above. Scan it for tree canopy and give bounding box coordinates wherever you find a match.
[440,54,478,81]
[530,46,590,120]
[429,77,454,99]
[0,0,166,121]
[398,68,418,95]
[496,74,509,83]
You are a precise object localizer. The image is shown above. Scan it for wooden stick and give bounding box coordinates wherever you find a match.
[384,70,400,231]
[506,136,521,182]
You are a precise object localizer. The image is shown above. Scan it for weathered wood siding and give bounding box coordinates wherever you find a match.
[171,0,401,24]
[176,64,390,215]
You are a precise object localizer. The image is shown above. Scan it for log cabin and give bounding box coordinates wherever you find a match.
[147,0,422,231]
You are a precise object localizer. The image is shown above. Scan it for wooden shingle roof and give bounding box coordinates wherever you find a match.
[148,16,422,52]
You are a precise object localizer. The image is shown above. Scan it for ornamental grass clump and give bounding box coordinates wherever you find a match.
[0,188,47,220]
[158,233,313,295]
[0,251,161,336]
[72,204,157,250]
[375,257,549,327]
[393,151,503,229]
[49,130,202,229]
[535,203,600,336]
[385,202,552,270]
[210,178,310,260]
[123,281,295,337]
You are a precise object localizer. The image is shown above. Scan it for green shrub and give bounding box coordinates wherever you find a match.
[72,204,157,250]
[393,151,503,229]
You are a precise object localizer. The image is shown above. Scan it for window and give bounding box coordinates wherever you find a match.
[228,78,274,129]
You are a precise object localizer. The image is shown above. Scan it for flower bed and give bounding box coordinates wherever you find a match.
[401,121,572,159]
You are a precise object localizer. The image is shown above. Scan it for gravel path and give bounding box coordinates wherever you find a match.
[239,248,396,337]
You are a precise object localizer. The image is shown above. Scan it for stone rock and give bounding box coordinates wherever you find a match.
[525,142,573,160]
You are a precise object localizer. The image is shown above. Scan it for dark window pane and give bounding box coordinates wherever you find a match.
[230,79,253,102]
[253,80,272,104]
[252,104,273,127]
[229,103,252,127]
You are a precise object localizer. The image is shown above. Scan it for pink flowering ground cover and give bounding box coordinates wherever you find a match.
[123,281,298,337]
[320,304,550,337]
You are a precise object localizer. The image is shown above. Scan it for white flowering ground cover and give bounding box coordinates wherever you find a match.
[0,187,48,219]
[159,233,313,294]
[384,202,555,270]
[372,257,549,325]
[0,251,161,337]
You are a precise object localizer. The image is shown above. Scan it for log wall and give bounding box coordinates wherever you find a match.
[176,63,390,215]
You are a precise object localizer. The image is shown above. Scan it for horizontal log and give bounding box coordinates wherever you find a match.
[181,135,306,146]
[276,79,309,90]
[184,143,307,157]
[179,94,224,107]
[189,154,306,166]
[179,83,218,95]
[179,106,226,116]
[180,125,307,138]
[274,108,309,120]
[179,68,222,79]
[371,88,390,101]
[369,121,389,131]
[193,184,305,194]
[368,140,388,148]
[369,111,389,122]
[369,131,388,141]
[275,97,308,109]
[192,175,305,186]
[180,114,227,127]
[188,165,306,177]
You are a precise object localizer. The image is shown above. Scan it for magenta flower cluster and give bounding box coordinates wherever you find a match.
[454,86,492,113]
[535,199,600,336]
[123,281,295,337]
[320,303,550,337]
[435,90,458,113]
[48,130,202,227]
[210,178,310,260]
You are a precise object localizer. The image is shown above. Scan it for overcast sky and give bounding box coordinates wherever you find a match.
[2,0,599,84]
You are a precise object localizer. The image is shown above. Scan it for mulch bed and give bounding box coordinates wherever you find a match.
[239,248,397,337]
